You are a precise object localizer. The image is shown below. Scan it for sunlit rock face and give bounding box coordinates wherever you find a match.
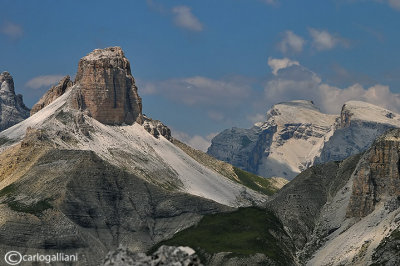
[72,47,143,125]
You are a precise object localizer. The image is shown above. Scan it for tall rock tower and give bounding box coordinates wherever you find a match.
[0,71,30,131]
[72,47,143,125]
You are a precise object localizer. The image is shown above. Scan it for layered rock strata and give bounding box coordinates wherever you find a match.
[72,47,143,125]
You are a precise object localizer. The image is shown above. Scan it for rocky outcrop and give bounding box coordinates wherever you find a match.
[71,47,143,125]
[30,75,73,115]
[102,245,202,266]
[346,129,400,218]
[143,115,172,141]
[0,72,30,131]
[372,227,400,266]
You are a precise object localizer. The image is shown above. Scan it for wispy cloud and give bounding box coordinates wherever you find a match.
[264,58,400,113]
[278,31,305,53]
[25,75,65,89]
[268,57,300,75]
[146,1,204,32]
[172,6,203,31]
[141,76,251,107]
[0,22,23,40]
[172,129,217,152]
[309,28,350,51]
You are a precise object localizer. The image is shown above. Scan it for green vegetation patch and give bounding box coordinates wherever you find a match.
[233,167,276,196]
[152,207,291,265]
[0,184,17,198]
[7,199,53,216]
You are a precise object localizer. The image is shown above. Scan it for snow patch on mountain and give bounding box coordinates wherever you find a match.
[208,100,400,179]
[0,86,266,207]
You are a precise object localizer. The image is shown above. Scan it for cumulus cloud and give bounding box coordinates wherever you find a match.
[0,22,23,40]
[172,6,203,31]
[267,57,300,75]
[309,28,349,51]
[141,76,251,107]
[25,75,65,89]
[278,31,305,53]
[172,130,217,152]
[264,58,400,113]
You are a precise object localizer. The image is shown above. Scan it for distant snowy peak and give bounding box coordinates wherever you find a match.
[208,99,400,180]
[261,100,336,128]
[340,100,400,128]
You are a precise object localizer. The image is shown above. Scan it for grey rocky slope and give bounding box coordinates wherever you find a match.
[265,128,400,265]
[208,100,400,180]
[158,121,400,265]
[0,71,30,131]
[0,47,271,265]
[0,134,230,265]
[102,245,202,266]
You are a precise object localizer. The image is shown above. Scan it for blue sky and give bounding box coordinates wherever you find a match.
[1,0,400,150]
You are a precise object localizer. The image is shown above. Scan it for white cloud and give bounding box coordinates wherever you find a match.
[141,76,251,107]
[247,113,266,124]
[309,28,349,51]
[267,57,300,75]
[172,130,217,152]
[25,75,65,89]
[172,6,203,32]
[264,59,400,113]
[278,31,305,53]
[0,22,23,39]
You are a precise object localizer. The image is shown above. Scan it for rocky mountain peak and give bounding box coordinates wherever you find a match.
[340,101,400,128]
[0,71,15,94]
[265,100,334,127]
[0,71,30,131]
[30,75,73,115]
[71,46,143,125]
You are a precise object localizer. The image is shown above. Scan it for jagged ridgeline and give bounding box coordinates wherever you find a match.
[208,100,400,180]
[0,47,284,266]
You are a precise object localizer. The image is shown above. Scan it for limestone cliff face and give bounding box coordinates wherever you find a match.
[30,76,73,115]
[72,47,143,125]
[0,72,30,131]
[346,129,400,218]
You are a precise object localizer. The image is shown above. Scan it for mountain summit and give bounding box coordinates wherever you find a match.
[208,100,400,179]
[72,47,143,125]
[0,72,30,131]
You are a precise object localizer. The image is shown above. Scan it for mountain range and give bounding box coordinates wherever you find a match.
[208,99,400,180]
[0,47,399,265]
